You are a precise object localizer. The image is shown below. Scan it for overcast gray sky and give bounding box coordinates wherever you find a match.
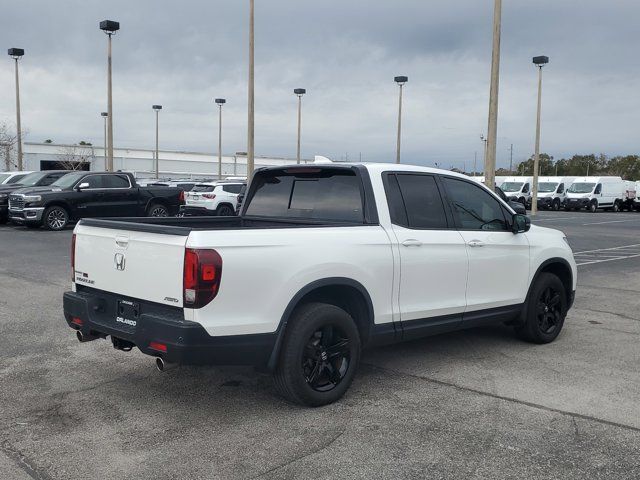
[1,0,639,169]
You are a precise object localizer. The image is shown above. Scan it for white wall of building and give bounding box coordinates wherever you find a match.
[17,142,312,179]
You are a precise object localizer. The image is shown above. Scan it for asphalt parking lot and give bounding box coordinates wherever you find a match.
[0,211,639,480]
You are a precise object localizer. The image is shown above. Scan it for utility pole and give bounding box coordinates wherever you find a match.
[294,88,306,164]
[509,143,513,173]
[8,48,24,170]
[152,105,162,178]
[101,112,108,169]
[246,0,255,181]
[100,20,120,172]
[531,55,549,216]
[215,98,226,179]
[485,0,502,190]
[394,76,408,164]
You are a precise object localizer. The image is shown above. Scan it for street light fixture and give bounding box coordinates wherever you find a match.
[530,55,549,216]
[394,76,408,164]
[152,105,162,178]
[100,20,119,172]
[294,88,306,164]
[8,48,24,170]
[215,98,226,179]
[100,112,108,169]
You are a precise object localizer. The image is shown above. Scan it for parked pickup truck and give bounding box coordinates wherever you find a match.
[8,171,184,230]
[63,163,577,406]
[0,170,71,223]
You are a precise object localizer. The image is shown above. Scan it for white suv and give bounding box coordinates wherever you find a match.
[180,181,245,216]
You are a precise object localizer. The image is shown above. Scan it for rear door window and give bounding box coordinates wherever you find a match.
[384,173,448,229]
[222,184,243,194]
[102,175,130,189]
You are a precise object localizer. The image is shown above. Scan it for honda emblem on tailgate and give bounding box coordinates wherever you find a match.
[114,253,126,271]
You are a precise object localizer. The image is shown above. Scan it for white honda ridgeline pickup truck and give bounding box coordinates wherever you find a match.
[64,163,577,406]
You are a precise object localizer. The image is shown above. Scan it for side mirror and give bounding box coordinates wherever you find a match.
[77,182,90,190]
[512,214,531,234]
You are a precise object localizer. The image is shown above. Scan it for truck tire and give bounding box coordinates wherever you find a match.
[147,203,168,217]
[612,200,621,212]
[43,206,69,231]
[216,204,234,217]
[552,199,561,211]
[516,272,567,344]
[589,200,598,213]
[274,302,361,407]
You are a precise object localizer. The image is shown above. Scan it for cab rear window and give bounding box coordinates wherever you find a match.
[245,169,364,223]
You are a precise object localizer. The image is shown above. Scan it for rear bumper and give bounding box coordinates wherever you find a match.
[63,288,276,367]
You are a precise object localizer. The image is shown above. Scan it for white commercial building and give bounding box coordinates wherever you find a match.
[15,142,312,180]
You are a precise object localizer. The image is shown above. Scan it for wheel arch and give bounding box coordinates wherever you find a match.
[518,257,574,325]
[266,277,375,371]
[43,201,73,219]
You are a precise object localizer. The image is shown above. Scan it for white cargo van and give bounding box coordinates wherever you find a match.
[535,176,577,211]
[500,176,532,207]
[564,176,626,212]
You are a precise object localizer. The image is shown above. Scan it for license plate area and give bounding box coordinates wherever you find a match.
[115,300,140,331]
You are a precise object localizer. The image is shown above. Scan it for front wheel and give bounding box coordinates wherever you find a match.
[43,206,69,231]
[589,200,598,213]
[274,302,361,407]
[552,199,561,211]
[516,272,567,344]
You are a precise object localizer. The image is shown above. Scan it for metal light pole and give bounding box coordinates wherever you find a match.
[100,20,119,172]
[294,88,306,164]
[215,98,226,179]
[394,76,408,164]
[152,105,162,178]
[485,0,502,190]
[246,0,255,181]
[8,48,24,170]
[101,112,108,169]
[480,134,488,168]
[530,55,549,216]
[509,143,514,173]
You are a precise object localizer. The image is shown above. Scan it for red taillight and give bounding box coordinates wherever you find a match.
[71,317,83,326]
[149,341,167,353]
[202,193,216,200]
[183,248,222,308]
[179,190,185,204]
[71,233,76,282]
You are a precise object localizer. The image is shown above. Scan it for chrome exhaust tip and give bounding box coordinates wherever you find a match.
[155,357,177,372]
[76,330,98,343]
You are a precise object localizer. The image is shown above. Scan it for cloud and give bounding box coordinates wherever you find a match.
[0,0,639,169]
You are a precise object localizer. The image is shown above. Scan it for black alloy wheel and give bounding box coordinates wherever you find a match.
[536,286,562,335]
[148,204,168,217]
[302,325,351,392]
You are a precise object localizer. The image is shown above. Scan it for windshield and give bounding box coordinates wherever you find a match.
[568,182,595,194]
[50,172,87,189]
[501,182,524,193]
[9,171,49,187]
[0,173,12,183]
[538,182,558,193]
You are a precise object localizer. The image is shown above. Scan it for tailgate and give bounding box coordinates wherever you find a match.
[74,224,187,307]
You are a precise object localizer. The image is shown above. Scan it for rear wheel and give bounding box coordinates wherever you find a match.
[216,204,234,216]
[516,272,567,344]
[43,206,69,231]
[613,200,621,212]
[147,203,168,217]
[274,302,361,407]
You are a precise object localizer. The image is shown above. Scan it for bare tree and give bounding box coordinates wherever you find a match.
[57,144,95,170]
[0,122,19,171]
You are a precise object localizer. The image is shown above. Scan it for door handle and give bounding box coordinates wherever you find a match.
[401,239,423,247]
[467,240,485,248]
